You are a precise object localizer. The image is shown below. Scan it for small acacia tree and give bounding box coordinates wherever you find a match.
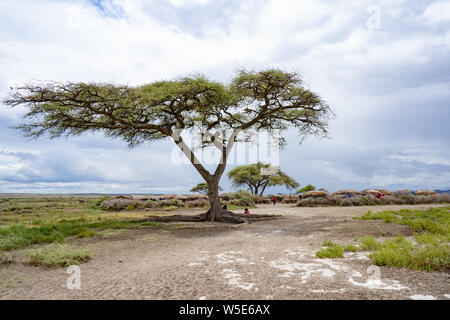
[190,183,222,195]
[4,69,333,223]
[228,163,299,196]
[296,184,316,194]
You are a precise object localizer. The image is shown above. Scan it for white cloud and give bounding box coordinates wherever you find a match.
[167,0,214,7]
[422,0,450,25]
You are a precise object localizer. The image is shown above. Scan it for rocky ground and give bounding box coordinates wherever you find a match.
[1,204,449,300]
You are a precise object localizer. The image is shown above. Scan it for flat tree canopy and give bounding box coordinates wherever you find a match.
[228,163,299,196]
[4,68,333,223]
[190,183,222,195]
[296,184,316,194]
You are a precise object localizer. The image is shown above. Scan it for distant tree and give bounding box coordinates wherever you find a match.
[4,69,333,223]
[190,183,222,195]
[227,163,299,196]
[318,188,328,193]
[296,184,315,194]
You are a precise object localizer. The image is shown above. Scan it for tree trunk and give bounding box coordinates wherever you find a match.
[207,180,222,222]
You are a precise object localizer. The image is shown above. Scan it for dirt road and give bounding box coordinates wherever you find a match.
[1,204,449,300]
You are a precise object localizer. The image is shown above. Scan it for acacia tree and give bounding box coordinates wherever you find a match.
[228,163,299,196]
[190,183,222,195]
[3,69,333,223]
[296,184,316,194]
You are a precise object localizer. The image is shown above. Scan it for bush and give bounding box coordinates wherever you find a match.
[316,245,344,258]
[344,244,359,252]
[100,199,142,211]
[369,235,449,272]
[360,210,398,223]
[229,190,256,207]
[296,197,336,207]
[25,244,92,267]
[360,236,382,251]
[184,199,209,208]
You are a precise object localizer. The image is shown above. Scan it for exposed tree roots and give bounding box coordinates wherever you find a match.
[135,209,281,224]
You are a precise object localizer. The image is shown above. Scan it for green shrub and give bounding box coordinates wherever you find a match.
[321,240,335,247]
[316,245,344,258]
[25,244,92,267]
[344,244,359,252]
[229,190,256,207]
[92,196,111,208]
[360,236,382,251]
[370,241,449,272]
[360,210,398,223]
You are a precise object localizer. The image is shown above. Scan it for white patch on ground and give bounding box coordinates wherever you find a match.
[344,252,370,260]
[351,271,362,277]
[196,256,209,262]
[199,296,206,300]
[311,289,346,293]
[269,260,321,272]
[270,230,282,233]
[222,269,256,291]
[348,265,409,290]
[280,285,293,289]
[187,262,203,267]
[285,249,307,258]
[444,294,450,299]
[215,251,248,264]
[410,295,436,300]
[279,272,295,278]
[318,259,348,271]
[300,269,335,284]
[348,277,408,290]
[269,259,335,284]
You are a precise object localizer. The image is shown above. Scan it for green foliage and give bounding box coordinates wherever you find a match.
[190,183,208,194]
[92,196,111,208]
[356,207,450,271]
[296,184,315,194]
[229,189,256,207]
[360,210,398,223]
[344,244,359,252]
[25,244,92,267]
[190,183,222,195]
[321,240,335,247]
[359,207,449,237]
[368,235,449,272]
[316,245,344,258]
[227,163,299,196]
[360,236,383,251]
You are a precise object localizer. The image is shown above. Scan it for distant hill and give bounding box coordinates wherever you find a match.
[435,189,450,194]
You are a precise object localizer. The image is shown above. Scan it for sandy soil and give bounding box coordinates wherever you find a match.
[1,204,449,300]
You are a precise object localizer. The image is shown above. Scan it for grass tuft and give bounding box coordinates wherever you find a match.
[343,244,359,252]
[316,245,344,258]
[360,236,383,251]
[25,244,92,267]
[321,240,335,247]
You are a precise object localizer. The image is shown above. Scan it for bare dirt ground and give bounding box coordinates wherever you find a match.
[1,204,449,300]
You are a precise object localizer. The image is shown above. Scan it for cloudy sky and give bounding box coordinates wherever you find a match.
[0,0,449,194]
